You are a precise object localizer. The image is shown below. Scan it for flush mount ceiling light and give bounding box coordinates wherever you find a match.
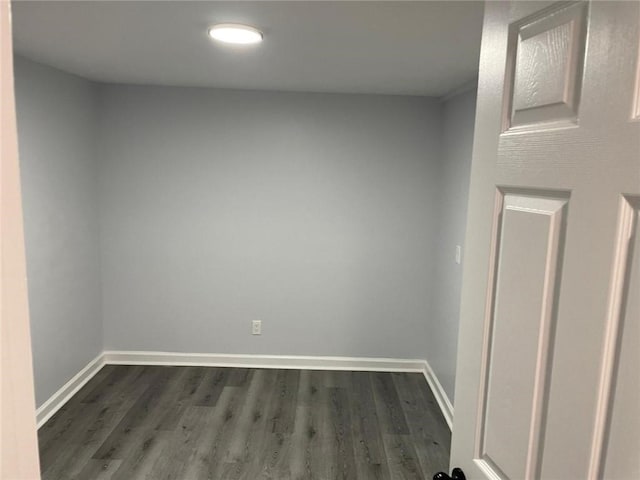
[208,24,263,45]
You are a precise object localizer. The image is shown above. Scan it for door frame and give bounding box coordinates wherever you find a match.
[1,1,41,478]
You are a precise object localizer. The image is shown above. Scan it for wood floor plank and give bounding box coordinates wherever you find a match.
[411,373,452,450]
[349,372,391,480]
[324,370,351,388]
[287,370,330,480]
[289,405,312,480]
[39,401,102,473]
[73,364,120,403]
[38,364,145,454]
[179,384,252,480]
[193,367,229,406]
[78,365,144,404]
[39,367,152,475]
[145,405,215,480]
[91,367,177,460]
[211,369,287,479]
[151,366,207,431]
[306,370,334,479]
[242,370,295,479]
[256,432,292,480]
[393,373,451,475]
[41,380,150,480]
[221,369,276,469]
[72,459,122,480]
[38,365,449,480]
[382,434,426,480]
[110,429,170,480]
[227,367,253,387]
[372,371,411,434]
[270,369,300,434]
[327,386,357,479]
[220,462,243,480]
[289,371,313,480]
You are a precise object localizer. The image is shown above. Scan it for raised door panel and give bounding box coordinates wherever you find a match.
[598,198,640,480]
[476,191,568,480]
[505,2,588,131]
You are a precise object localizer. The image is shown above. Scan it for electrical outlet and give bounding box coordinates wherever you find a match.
[252,320,262,335]
[455,245,462,265]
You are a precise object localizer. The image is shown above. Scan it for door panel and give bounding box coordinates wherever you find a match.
[451,2,640,479]
[478,191,568,480]
[597,198,640,480]
[506,2,588,131]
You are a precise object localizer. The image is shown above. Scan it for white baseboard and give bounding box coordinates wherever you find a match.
[421,361,454,430]
[103,350,428,373]
[36,353,105,428]
[37,350,453,431]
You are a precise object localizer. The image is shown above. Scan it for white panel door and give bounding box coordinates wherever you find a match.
[449,1,640,479]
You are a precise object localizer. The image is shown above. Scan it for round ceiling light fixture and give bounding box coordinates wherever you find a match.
[208,24,263,45]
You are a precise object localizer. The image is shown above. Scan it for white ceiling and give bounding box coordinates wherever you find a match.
[11,1,484,97]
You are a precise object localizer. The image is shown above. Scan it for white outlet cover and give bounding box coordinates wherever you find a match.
[455,245,462,264]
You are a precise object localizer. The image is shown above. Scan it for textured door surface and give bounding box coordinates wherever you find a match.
[451,1,640,479]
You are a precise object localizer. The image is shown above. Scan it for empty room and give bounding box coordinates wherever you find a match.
[1,1,639,480]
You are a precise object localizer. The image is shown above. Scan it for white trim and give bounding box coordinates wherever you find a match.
[103,350,427,373]
[37,350,454,432]
[36,353,105,428]
[421,360,454,430]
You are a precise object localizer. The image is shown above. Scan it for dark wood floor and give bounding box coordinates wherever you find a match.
[38,365,450,480]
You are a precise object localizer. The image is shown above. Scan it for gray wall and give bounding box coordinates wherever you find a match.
[14,56,475,408]
[14,57,103,407]
[428,88,477,402]
[98,85,443,359]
